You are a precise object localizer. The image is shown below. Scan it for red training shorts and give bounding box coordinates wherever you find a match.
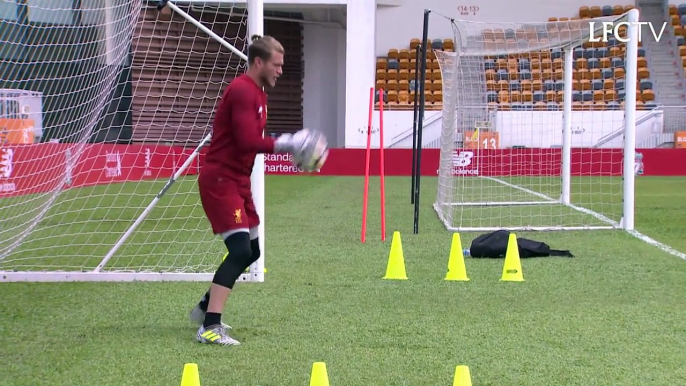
[197,172,259,235]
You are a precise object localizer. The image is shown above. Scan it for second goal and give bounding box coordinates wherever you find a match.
[425,9,645,231]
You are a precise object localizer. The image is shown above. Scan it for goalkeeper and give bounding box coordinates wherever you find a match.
[189,35,316,346]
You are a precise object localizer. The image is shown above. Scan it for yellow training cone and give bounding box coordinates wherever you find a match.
[309,362,330,386]
[452,365,473,386]
[180,363,201,386]
[500,232,524,282]
[383,231,408,280]
[445,233,469,281]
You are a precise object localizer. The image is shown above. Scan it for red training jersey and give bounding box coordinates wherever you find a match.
[202,74,276,183]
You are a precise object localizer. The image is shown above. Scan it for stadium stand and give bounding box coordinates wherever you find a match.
[374,4,659,112]
[131,7,304,144]
[670,4,686,77]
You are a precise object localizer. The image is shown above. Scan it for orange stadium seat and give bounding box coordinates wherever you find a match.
[374,3,659,111]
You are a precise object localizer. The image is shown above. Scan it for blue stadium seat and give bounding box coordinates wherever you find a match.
[484,59,496,71]
[409,79,417,91]
[640,80,652,91]
[431,39,443,50]
[375,90,388,103]
[518,59,531,71]
[606,101,620,110]
[487,91,498,103]
[587,58,599,69]
[583,48,596,59]
[543,80,555,92]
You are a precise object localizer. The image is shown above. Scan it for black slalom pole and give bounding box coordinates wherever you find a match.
[413,9,430,234]
[411,43,421,205]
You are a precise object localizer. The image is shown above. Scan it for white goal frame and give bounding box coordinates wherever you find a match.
[426,9,639,233]
[0,0,266,283]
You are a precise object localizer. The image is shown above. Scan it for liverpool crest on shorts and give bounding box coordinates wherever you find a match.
[234,209,242,223]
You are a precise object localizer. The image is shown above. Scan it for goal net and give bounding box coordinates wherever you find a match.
[0,0,266,282]
[430,9,644,231]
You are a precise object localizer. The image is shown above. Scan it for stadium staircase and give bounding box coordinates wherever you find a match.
[638,0,686,106]
[638,0,686,146]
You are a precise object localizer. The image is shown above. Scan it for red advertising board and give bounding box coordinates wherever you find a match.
[1,144,685,198]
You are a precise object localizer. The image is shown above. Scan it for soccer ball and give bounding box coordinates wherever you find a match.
[292,129,329,172]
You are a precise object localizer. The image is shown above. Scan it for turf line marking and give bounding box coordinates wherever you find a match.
[627,229,686,261]
[485,176,686,261]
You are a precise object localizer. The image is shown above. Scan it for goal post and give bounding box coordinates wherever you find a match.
[417,8,643,232]
[0,0,266,282]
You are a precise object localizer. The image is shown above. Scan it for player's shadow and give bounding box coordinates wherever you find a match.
[96,322,269,346]
[92,322,200,345]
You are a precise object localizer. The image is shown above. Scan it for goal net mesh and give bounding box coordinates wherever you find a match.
[0,0,253,279]
[432,13,644,231]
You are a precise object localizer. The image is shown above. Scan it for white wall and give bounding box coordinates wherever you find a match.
[495,111,663,148]
[348,109,663,149]
[375,0,636,57]
[302,23,346,148]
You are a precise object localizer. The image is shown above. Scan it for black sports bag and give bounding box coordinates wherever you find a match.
[469,230,574,259]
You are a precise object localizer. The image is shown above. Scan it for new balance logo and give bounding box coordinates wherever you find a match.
[0,148,13,178]
[450,150,479,176]
[452,151,474,167]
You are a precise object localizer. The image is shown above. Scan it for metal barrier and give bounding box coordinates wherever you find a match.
[660,105,686,134]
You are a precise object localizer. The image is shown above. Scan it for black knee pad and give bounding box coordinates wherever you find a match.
[248,238,261,266]
[212,232,252,289]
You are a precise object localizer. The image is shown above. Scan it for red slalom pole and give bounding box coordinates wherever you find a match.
[378,88,386,242]
[361,87,373,243]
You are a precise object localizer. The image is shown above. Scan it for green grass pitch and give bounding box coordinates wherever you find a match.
[1,175,686,385]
